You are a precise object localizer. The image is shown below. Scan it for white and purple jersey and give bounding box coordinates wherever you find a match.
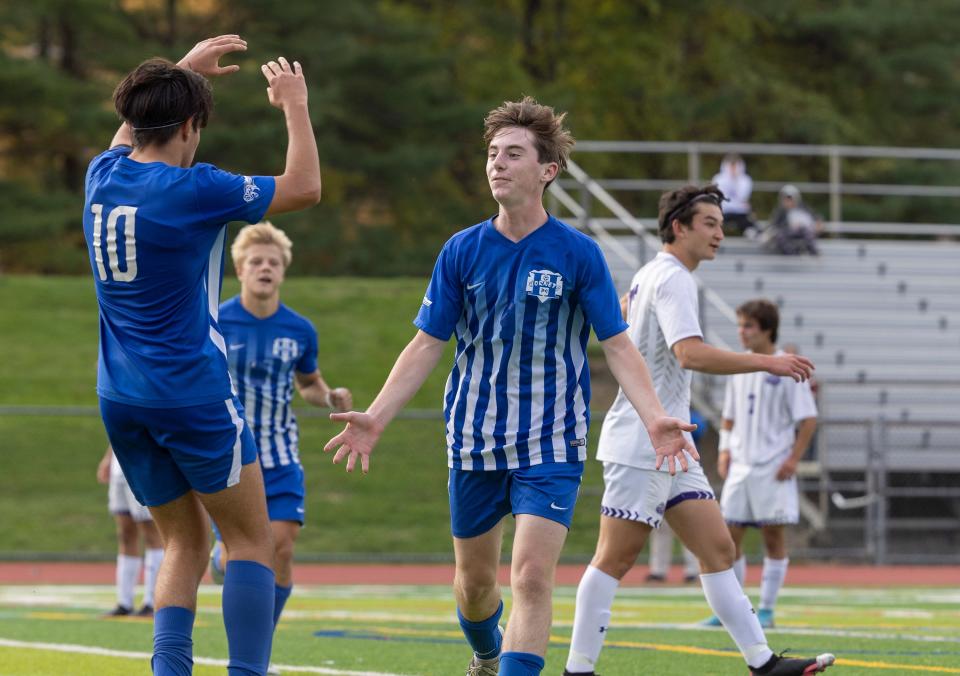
[415,215,627,471]
[218,297,318,470]
[82,145,275,408]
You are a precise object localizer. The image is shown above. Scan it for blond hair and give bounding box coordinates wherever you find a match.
[231,222,293,268]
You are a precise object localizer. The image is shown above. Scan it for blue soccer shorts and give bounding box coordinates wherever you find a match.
[213,461,306,541]
[448,461,584,539]
[100,396,258,507]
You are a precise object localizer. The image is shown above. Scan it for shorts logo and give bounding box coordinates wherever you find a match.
[242,176,261,203]
[272,337,300,363]
[550,501,570,511]
[526,269,563,303]
[422,296,433,307]
[655,501,666,515]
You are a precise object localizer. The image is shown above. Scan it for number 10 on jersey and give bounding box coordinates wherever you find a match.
[91,204,138,282]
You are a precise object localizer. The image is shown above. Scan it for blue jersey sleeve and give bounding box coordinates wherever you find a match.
[578,241,628,341]
[193,164,276,226]
[297,321,319,375]
[414,241,464,340]
[85,146,132,191]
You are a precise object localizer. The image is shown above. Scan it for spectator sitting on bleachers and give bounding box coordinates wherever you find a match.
[712,154,756,236]
[764,184,821,255]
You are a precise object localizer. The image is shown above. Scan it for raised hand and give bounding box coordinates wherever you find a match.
[323,411,384,474]
[767,353,815,382]
[647,415,700,476]
[261,56,308,111]
[177,35,247,77]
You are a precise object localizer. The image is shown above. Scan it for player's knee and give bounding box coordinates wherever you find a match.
[592,540,640,580]
[510,564,553,603]
[700,535,736,572]
[453,570,498,608]
[274,536,295,568]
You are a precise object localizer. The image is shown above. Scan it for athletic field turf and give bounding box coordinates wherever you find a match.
[2,581,958,675]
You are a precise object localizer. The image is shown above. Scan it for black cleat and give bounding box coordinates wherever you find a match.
[135,604,154,617]
[104,604,133,617]
[563,671,598,676]
[750,652,835,675]
[644,572,666,583]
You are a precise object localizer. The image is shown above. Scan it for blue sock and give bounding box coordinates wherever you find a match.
[273,584,292,628]
[152,606,194,676]
[500,651,545,675]
[223,560,276,675]
[457,600,503,659]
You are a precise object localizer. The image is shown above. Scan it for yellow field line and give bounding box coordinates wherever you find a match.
[367,626,960,673]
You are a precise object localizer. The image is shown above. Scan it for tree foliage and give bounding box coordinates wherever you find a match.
[2,0,959,274]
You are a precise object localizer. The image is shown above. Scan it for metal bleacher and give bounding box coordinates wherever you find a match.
[548,149,960,563]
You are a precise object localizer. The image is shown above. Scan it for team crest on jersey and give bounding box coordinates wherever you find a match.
[525,269,563,303]
[242,176,261,203]
[272,337,300,363]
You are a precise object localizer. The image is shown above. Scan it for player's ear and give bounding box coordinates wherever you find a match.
[542,161,559,183]
[180,117,195,140]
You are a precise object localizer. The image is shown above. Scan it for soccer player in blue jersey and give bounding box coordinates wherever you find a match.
[209,222,352,635]
[325,97,698,676]
[83,35,321,675]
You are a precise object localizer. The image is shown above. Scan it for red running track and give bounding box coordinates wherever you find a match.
[0,562,956,586]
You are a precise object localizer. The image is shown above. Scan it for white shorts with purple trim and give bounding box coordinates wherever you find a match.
[720,460,799,527]
[599,461,714,529]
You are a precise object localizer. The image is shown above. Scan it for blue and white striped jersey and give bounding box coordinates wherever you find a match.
[82,145,275,408]
[218,297,318,470]
[415,215,627,471]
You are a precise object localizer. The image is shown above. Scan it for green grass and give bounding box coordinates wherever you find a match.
[0,275,623,558]
[1,583,958,675]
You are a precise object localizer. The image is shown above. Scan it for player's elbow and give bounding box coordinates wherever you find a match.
[296,179,322,206]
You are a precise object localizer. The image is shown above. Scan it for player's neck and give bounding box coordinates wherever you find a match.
[662,243,700,271]
[129,142,185,167]
[240,291,280,319]
[754,342,776,355]
[494,201,549,242]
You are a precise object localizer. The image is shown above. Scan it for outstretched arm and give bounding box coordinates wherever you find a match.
[108,35,247,150]
[324,330,446,473]
[672,337,814,381]
[601,332,699,475]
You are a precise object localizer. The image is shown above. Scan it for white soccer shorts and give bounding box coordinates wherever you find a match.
[720,461,799,526]
[108,469,153,522]
[600,461,715,529]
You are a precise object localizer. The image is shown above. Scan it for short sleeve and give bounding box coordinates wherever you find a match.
[296,321,319,375]
[654,271,703,347]
[414,241,464,341]
[722,377,736,420]
[85,146,132,192]
[788,380,818,423]
[193,164,276,227]
[578,242,629,341]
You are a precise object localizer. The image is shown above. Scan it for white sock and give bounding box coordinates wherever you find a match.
[142,548,164,607]
[733,555,747,587]
[566,566,619,673]
[700,568,772,668]
[648,526,673,576]
[682,546,699,577]
[760,557,788,610]
[116,554,141,609]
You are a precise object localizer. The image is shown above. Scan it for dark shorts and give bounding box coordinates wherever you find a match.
[100,396,258,507]
[448,461,584,539]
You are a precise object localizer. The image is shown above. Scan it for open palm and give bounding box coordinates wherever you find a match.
[177,35,247,77]
[323,411,385,474]
[648,416,699,475]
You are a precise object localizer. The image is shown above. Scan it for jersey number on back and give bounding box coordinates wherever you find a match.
[91,204,138,283]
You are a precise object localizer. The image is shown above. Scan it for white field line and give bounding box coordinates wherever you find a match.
[0,638,409,676]
[577,622,960,644]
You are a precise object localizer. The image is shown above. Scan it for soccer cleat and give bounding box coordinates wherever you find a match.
[135,604,154,617]
[209,541,225,585]
[563,671,599,676]
[750,652,835,675]
[699,614,723,627]
[644,572,667,583]
[465,654,499,675]
[758,607,775,628]
[683,573,698,584]
[104,604,133,617]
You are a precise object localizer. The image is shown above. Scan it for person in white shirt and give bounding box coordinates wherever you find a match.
[711,153,755,236]
[702,299,817,630]
[564,185,835,676]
